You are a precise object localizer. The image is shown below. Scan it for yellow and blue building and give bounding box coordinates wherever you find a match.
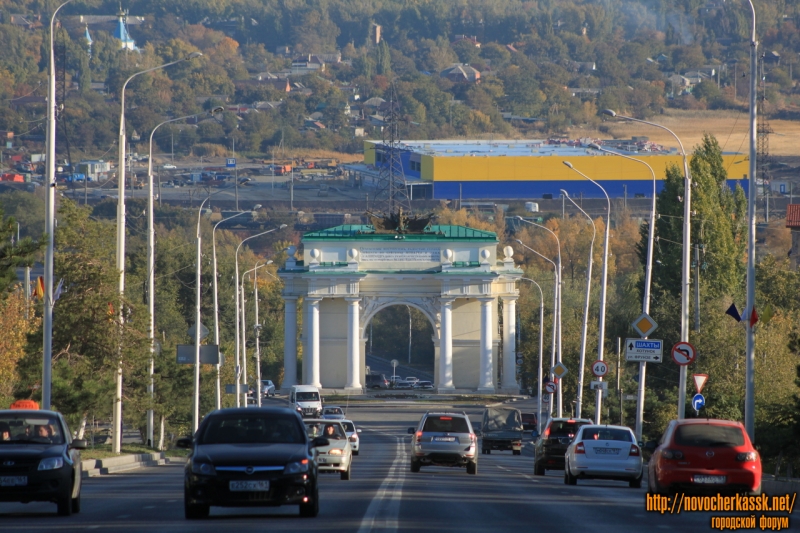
[363,140,749,199]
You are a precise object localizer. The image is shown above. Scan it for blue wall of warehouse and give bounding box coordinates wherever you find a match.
[432,179,750,200]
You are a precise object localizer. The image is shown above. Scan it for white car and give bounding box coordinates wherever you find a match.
[564,424,643,487]
[405,376,419,384]
[321,406,345,420]
[303,419,352,479]
[162,164,177,169]
[341,419,360,455]
[260,379,275,397]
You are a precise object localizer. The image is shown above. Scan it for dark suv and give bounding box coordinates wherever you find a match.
[534,418,592,475]
[365,374,389,390]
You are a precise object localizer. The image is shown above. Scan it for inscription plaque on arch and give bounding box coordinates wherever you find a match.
[360,247,439,262]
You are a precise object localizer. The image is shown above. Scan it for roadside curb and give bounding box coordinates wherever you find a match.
[81,452,167,478]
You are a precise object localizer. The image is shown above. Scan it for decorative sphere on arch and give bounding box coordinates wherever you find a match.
[443,249,453,260]
[348,248,359,260]
[286,245,297,257]
[310,248,321,260]
[480,249,491,260]
[503,246,514,259]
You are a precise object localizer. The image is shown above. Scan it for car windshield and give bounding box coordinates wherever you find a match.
[581,428,633,442]
[548,421,588,438]
[198,414,304,444]
[324,408,343,415]
[296,392,320,401]
[674,424,745,447]
[423,416,470,433]
[342,422,355,432]
[0,414,65,445]
[305,422,346,440]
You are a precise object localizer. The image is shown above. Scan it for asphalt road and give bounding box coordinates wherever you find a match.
[0,399,792,532]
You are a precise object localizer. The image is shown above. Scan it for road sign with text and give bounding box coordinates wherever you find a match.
[625,339,663,363]
[226,158,236,168]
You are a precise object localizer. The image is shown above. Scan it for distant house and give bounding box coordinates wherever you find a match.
[452,35,480,48]
[506,44,518,53]
[8,14,42,30]
[568,88,601,98]
[234,78,291,93]
[656,54,669,64]
[275,46,292,57]
[666,74,691,88]
[304,119,326,130]
[291,55,325,74]
[362,97,386,109]
[10,96,46,109]
[440,64,481,83]
[569,61,596,73]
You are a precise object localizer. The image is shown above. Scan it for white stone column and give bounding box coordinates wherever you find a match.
[502,297,518,393]
[308,297,322,387]
[477,297,495,392]
[281,296,298,390]
[345,297,362,391]
[438,298,455,391]
[301,299,309,384]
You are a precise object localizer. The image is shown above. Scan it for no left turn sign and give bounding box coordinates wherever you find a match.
[671,341,697,366]
[544,381,557,394]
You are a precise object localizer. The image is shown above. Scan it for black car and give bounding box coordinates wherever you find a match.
[533,417,592,475]
[0,409,86,516]
[365,374,389,390]
[179,407,330,519]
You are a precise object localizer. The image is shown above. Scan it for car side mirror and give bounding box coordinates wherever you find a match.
[357,429,361,433]
[71,439,87,450]
[176,437,193,449]
[407,427,416,434]
[643,440,658,451]
[311,437,330,448]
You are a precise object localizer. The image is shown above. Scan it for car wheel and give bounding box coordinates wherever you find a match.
[341,465,351,480]
[630,475,642,488]
[57,488,73,516]
[299,483,319,517]
[513,450,521,456]
[410,459,421,473]
[534,460,545,476]
[564,463,577,486]
[466,461,478,475]
[184,490,210,520]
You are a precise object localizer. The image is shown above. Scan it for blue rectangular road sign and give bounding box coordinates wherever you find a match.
[226,158,236,168]
[625,338,663,363]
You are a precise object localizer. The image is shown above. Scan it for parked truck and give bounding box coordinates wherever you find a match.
[480,407,524,455]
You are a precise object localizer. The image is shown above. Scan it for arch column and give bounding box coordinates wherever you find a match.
[345,297,362,392]
[307,296,322,387]
[477,297,495,393]
[501,296,518,393]
[281,296,298,390]
[438,298,455,391]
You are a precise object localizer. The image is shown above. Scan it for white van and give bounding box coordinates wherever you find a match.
[290,385,322,418]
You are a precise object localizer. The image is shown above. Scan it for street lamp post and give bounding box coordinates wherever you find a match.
[520,277,545,435]
[563,162,610,425]
[587,144,658,441]
[114,51,202,452]
[744,0,758,443]
[43,0,75,411]
[516,218,563,417]
[515,239,559,417]
[146,107,223,446]
[234,226,287,407]
[603,109,691,420]
[559,190,595,420]
[211,206,261,410]
[242,260,272,408]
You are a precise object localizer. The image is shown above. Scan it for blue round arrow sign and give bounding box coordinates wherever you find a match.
[692,393,705,411]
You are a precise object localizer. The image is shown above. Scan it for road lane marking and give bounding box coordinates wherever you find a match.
[357,437,406,533]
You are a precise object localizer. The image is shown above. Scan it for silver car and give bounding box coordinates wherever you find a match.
[564,424,643,487]
[303,420,352,480]
[341,419,360,455]
[408,412,478,475]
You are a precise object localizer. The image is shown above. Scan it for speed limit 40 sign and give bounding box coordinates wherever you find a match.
[591,360,609,378]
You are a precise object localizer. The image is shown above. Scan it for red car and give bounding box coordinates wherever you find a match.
[646,419,761,495]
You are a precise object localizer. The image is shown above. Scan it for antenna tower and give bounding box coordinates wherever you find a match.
[372,83,411,214]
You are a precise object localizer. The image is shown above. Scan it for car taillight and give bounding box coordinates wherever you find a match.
[663,449,684,460]
[544,427,550,438]
[737,452,758,462]
[470,433,476,443]
[349,435,358,442]
[575,442,585,454]
[629,445,640,457]
[416,431,422,444]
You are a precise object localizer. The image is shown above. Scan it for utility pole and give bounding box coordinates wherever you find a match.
[233,137,238,211]
[694,245,701,331]
[617,338,623,425]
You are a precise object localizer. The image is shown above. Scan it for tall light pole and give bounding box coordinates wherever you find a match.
[211,206,261,410]
[235,226,287,407]
[516,218,563,417]
[603,109,691,420]
[587,144,658,440]
[147,107,223,445]
[114,51,202,452]
[520,277,545,434]
[559,190,595,420]
[43,0,75,411]
[745,0,758,442]
[563,162,610,424]
[516,239,559,417]
[242,260,272,408]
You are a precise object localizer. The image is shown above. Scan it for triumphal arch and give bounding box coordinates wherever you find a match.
[278,213,522,394]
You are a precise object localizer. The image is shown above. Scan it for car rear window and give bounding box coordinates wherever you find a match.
[548,421,588,437]
[423,416,470,433]
[200,414,304,444]
[580,428,633,442]
[674,424,745,447]
[521,414,536,423]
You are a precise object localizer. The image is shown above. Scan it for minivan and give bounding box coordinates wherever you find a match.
[289,385,322,418]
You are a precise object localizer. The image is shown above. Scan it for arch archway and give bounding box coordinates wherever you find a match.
[365,303,437,384]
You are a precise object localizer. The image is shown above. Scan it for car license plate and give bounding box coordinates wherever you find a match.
[318,457,327,463]
[0,476,27,487]
[694,475,726,484]
[229,480,270,492]
[433,437,456,442]
[594,448,620,455]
